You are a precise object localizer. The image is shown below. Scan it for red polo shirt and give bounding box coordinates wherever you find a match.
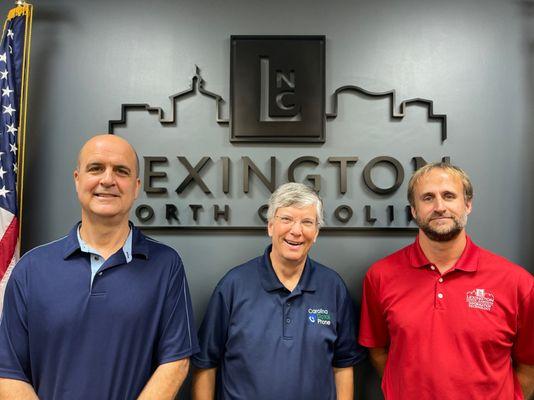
[359,236,534,400]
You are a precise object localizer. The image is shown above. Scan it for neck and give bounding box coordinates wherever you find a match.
[269,253,306,292]
[79,214,130,260]
[418,230,467,274]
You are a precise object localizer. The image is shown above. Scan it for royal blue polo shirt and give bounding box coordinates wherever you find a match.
[192,245,365,400]
[0,224,199,400]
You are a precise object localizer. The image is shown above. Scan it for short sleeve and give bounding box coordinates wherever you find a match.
[332,281,366,368]
[156,255,199,364]
[0,261,32,382]
[191,283,230,369]
[513,279,534,364]
[358,269,389,348]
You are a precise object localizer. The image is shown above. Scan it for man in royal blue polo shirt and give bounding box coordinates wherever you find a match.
[0,134,199,400]
[191,182,364,400]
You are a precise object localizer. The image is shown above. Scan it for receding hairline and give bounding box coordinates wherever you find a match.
[76,134,140,177]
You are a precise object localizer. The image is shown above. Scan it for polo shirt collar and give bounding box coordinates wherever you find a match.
[63,222,150,260]
[409,234,479,272]
[259,245,316,292]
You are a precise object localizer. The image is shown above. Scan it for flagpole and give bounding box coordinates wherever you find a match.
[15,0,33,247]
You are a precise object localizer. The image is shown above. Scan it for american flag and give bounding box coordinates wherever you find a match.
[0,3,32,310]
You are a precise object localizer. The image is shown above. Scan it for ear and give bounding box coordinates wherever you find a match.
[410,205,417,220]
[267,219,273,238]
[73,169,80,192]
[134,178,141,200]
[313,228,319,243]
[465,199,473,215]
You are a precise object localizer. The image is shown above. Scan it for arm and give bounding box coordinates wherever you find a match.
[369,347,388,377]
[0,379,38,400]
[137,358,189,400]
[0,263,35,399]
[334,366,353,400]
[515,363,534,400]
[191,367,216,400]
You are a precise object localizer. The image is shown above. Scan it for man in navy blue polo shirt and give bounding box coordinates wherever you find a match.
[191,183,364,400]
[0,134,199,400]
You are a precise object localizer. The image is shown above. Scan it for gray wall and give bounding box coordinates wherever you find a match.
[2,0,533,398]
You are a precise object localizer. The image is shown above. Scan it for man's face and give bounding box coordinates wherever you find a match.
[411,169,472,242]
[268,204,319,268]
[74,135,140,223]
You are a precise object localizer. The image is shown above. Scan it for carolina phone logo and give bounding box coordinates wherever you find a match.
[108,35,450,232]
[308,308,331,326]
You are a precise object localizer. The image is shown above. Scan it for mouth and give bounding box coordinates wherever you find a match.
[430,215,451,221]
[94,193,119,198]
[284,238,304,248]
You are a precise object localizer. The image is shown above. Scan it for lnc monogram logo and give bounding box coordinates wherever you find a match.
[230,36,326,143]
[259,58,301,121]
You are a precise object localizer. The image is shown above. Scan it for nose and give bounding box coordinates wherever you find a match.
[289,220,304,235]
[99,168,116,187]
[433,196,446,213]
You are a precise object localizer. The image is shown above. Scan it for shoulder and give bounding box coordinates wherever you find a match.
[476,244,533,289]
[12,235,69,276]
[215,255,261,290]
[141,234,184,265]
[309,258,348,286]
[365,244,411,280]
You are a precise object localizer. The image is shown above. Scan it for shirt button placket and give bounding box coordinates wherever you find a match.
[435,275,446,309]
[283,301,292,339]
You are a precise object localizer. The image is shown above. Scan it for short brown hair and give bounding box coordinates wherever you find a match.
[407,162,473,207]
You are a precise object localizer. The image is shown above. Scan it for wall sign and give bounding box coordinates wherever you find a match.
[108,35,449,232]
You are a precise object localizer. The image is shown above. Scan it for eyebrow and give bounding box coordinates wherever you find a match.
[85,162,132,172]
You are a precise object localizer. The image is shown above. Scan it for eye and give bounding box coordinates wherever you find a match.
[301,219,316,228]
[444,192,456,200]
[279,216,293,224]
[87,165,104,173]
[115,167,131,177]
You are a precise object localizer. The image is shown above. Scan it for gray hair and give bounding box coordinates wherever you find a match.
[267,182,324,227]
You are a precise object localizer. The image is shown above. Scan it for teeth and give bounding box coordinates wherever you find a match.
[285,239,302,246]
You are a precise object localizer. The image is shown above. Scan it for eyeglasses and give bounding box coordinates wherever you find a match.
[274,215,318,229]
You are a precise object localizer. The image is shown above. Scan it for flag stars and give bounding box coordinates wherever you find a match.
[3,104,15,116]
[2,86,13,97]
[0,166,5,180]
[7,29,14,39]
[13,163,17,174]
[0,53,6,63]
[9,142,17,155]
[0,70,8,80]
[6,123,17,135]
[0,185,10,198]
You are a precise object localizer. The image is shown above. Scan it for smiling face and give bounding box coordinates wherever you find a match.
[268,204,319,269]
[74,135,140,226]
[411,168,472,242]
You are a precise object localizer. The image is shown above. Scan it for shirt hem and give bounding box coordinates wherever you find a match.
[0,370,30,383]
[159,345,200,365]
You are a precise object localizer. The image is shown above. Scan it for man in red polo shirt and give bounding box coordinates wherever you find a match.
[359,163,534,400]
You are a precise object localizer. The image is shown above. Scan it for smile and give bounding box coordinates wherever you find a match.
[284,239,303,247]
[94,193,119,198]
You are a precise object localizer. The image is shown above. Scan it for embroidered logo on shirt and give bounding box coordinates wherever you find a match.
[307,308,331,325]
[466,288,494,311]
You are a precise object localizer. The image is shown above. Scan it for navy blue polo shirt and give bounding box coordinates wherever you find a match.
[192,245,365,400]
[0,224,199,400]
